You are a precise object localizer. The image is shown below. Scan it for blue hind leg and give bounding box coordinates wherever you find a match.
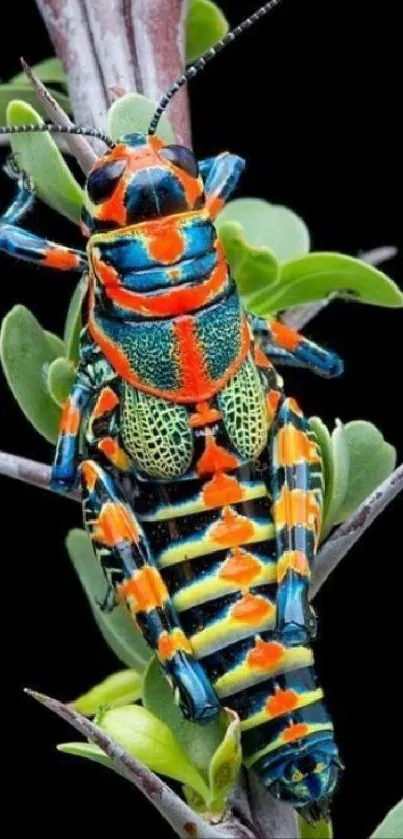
[250,314,344,378]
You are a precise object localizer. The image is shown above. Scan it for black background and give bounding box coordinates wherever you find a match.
[1,1,402,836]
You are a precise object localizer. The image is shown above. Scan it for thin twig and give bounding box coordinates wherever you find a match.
[0,451,80,501]
[310,465,403,598]
[19,57,97,173]
[25,690,254,839]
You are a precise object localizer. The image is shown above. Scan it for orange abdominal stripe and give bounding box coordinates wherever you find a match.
[219,548,262,586]
[197,431,239,476]
[277,426,321,467]
[247,639,285,670]
[266,688,299,717]
[44,249,81,270]
[231,593,273,623]
[119,566,168,612]
[282,722,309,743]
[210,506,255,548]
[202,472,244,507]
[92,501,139,547]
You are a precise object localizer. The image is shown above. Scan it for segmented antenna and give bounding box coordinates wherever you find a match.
[148,0,286,136]
[0,122,115,149]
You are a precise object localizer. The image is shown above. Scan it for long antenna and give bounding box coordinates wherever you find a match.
[0,122,115,149]
[148,0,287,136]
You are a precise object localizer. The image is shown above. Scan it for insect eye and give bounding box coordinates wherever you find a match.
[86,159,126,204]
[159,145,199,178]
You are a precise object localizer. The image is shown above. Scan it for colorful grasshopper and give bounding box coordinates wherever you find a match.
[0,1,345,821]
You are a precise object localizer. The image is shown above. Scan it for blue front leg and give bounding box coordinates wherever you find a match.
[251,314,344,378]
[200,151,245,218]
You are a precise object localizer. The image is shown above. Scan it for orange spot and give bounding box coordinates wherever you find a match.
[210,506,255,548]
[276,426,321,467]
[266,390,281,419]
[189,401,222,428]
[275,487,321,529]
[196,430,239,476]
[60,399,81,435]
[158,629,192,661]
[148,225,184,263]
[202,472,244,507]
[282,722,309,743]
[98,437,131,470]
[266,688,299,717]
[254,345,271,369]
[247,639,285,670]
[231,593,272,624]
[93,387,119,418]
[92,501,139,547]
[271,320,300,351]
[44,249,80,270]
[277,550,310,582]
[219,547,262,586]
[119,566,168,612]
[81,460,98,492]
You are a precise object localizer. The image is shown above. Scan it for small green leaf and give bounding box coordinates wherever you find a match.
[186,0,229,63]
[0,85,71,123]
[248,252,403,315]
[70,670,142,716]
[335,421,396,522]
[0,305,62,443]
[57,742,119,774]
[107,93,175,145]
[47,357,76,407]
[10,57,67,86]
[143,655,224,780]
[66,529,151,672]
[97,704,210,801]
[298,815,333,839]
[6,100,83,224]
[216,198,310,262]
[44,330,65,358]
[321,419,350,538]
[371,799,403,838]
[63,276,87,363]
[218,221,279,300]
[207,708,242,816]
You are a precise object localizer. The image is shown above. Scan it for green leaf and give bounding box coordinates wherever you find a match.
[218,221,279,300]
[335,421,396,522]
[66,529,151,672]
[322,419,350,538]
[371,799,403,838]
[247,252,403,316]
[70,670,142,716]
[216,198,310,262]
[6,100,83,224]
[298,815,333,838]
[57,742,119,774]
[207,708,242,816]
[143,655,224,780]
[63,276,87,363]
[47,357,76,407]
[97,704,210,801]
[0,305,62,443]
[10,57,67,86]
[44,330,65,358]
[0,85,72,123]
[186,0,229,63]
[107,93,175,145]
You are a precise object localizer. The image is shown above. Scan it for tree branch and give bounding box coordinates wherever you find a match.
[34,0,191,144]
[310,465,403,598]
[0,451,79,501]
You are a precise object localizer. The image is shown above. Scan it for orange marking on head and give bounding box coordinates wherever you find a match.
[282,722,309,743]
[231,593,273,624]
[266,390,281,419]
[81,460,98,493]
[202,472,244,508]
[98,437,131,471]
[266,687,299,717]
[254,345,271,369]
[148,225,184,263]
[60,399,81,435]
[196,430,239,476]
[270,320,301,351]
[275,487,321,530]
[44,249,81,270]
[277,550,310,583]
[211,506,255,548]
[189,401,222,428]
[247,639,285,670]
[276,426,321,467]
[219,547,262,586]
[92,501,139,547]
[93,387,119,418]
[119,566,168,612]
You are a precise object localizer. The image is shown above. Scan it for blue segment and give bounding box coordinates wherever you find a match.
[51,382,91,492]
[196,285,244,380]
[167,654,221,722]
[250,315,344,379]
[103,247,218,294]
[203,152,246,205]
